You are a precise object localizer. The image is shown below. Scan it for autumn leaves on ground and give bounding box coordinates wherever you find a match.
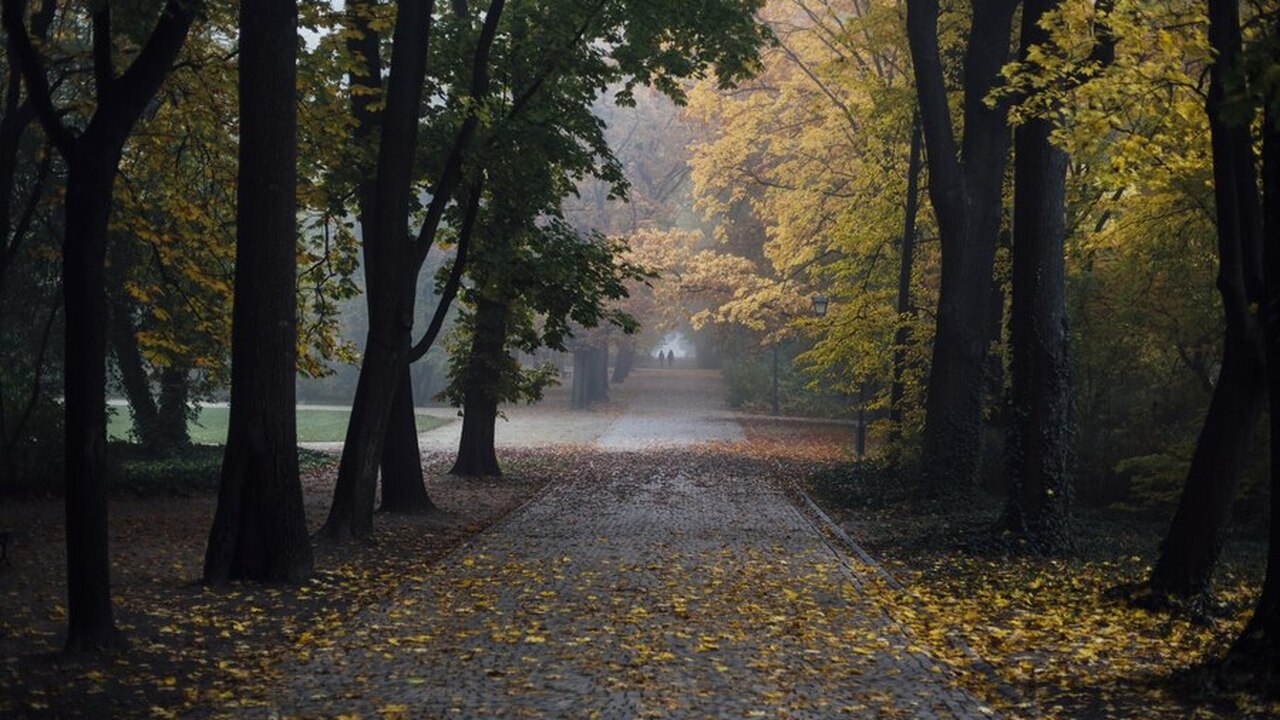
[1,373,1270,719]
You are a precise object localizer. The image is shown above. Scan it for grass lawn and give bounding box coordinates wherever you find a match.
[108,405,453,444]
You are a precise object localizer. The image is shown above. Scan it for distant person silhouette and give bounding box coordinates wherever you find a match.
[666,350,674,368]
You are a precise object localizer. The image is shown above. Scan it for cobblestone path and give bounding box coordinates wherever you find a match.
[265,452,993,719]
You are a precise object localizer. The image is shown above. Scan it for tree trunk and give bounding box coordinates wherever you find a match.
[2,0,197,650]
[571,347,591,409]
[612,339,635,383]
[597,342,609,399]
[772,343,780,416]
[109,303,164,448]
[343,0,432,514]
[109,304,192,453]
[203,0,312,586]
[1149,0,1266,599]
[60,155,117,651]
[1001,0,1074,551]
[450,297,506,476]
[571,345,608,409]
[155,365,190,447]
[889,113,923,445]
[322,0,434,541]
[1231,62,1280,665]
[906,0,1017,496]
[380,367,435,512]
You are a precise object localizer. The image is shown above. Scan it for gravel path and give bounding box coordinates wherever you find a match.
[257,451,991,719]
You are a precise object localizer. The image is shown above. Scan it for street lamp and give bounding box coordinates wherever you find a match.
[811,294,829,318]
[807,294,863,457]
[772,295,831,417]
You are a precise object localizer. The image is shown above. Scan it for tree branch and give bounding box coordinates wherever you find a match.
[92,6,115,98]
[409,178,483,362]
[413,0,506,267]
[0,0,76,155]
[95,0,199,141]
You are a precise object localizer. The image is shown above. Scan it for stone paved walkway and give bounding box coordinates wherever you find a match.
[261,450,993,718]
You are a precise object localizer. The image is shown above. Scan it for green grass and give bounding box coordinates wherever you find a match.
[108,405,453,445]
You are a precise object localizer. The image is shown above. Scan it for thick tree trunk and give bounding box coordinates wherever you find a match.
[204,0,312,586]
[61,156,117,651]
[1002,0,1073,551]
[889,114,923,445]
[1232,76,1280,665]
[380,367,435,512]
[450,298,506,476]
[1149,0,1266,599]
[322,0,434,541]
[571,346,607,409]
[918,247,1001,491]
[907,0,1017,495]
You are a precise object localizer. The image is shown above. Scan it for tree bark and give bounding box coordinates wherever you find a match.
[450,297,506,476]
[109,303,163,446]
[571,345,606,409]
[109,299,192,453]
[323,0,503,539]
[155,365,189,445]
[2,0,198,650]
[612,339,635,383]
[203,0,312,586]
[60,154,118,650]
[1001,0,1074,551]
[571,347,590,409]
[1148,0,1266,599]
[906,0,1017,496]
[597,342,609,399]
[379,367,436,512]
[1231,61,1280,665]
[344,0,435,515]
[322,0,435,541]
[889,113,923,445]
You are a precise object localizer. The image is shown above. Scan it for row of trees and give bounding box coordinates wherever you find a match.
[632,0,1280,667]
[0,0,770,650]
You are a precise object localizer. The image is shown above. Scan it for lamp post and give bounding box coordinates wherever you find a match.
[772,343,780,416]
[770,295,830,417]
[810,295,866,456]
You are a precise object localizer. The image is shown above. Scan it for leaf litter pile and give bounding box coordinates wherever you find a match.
[1,422,1275,719]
